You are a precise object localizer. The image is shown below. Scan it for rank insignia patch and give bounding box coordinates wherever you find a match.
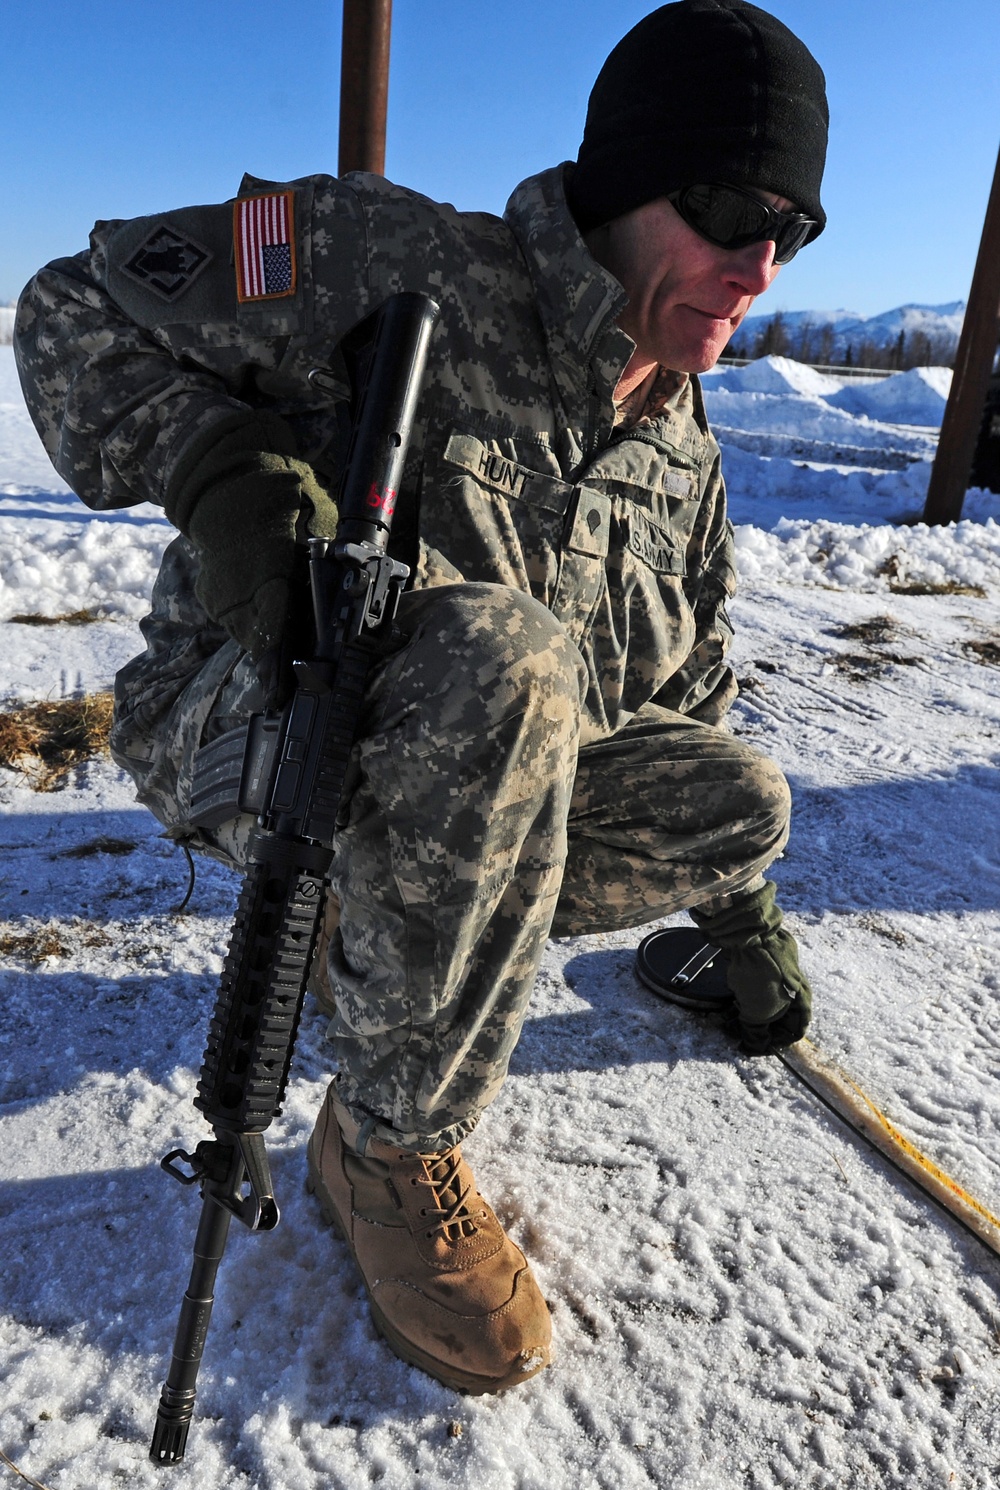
[121,224,213,301]
[234,191,297,302]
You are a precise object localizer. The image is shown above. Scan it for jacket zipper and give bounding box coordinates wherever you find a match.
[615,427,702,469]
[584,376,603,462]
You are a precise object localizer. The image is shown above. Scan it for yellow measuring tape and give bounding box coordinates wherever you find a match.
[778,1037,1000,1258]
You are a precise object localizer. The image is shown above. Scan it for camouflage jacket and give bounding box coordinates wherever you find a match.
[15,165,737,736]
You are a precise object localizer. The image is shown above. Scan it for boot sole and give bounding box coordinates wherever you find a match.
[305,1140,550,1396]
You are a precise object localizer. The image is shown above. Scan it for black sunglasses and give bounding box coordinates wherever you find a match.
[666,183,817,265]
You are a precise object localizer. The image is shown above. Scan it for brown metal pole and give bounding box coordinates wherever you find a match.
[339,0,392,177]
[923,141,1000,524]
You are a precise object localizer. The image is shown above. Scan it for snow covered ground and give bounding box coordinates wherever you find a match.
[1,345,1000,1489]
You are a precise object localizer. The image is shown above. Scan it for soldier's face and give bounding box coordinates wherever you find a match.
[588,192,787,374]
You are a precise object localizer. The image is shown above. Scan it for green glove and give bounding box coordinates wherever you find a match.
[690,880,812,1055]
[164,412,339,660]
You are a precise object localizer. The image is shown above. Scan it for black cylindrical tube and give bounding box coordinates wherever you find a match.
[150,1194,233,1464]
[336,292,439,545]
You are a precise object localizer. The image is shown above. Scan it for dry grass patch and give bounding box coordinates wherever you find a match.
[0,926,69,962]
[889,581,987,598]
[857,911,907,946]
[834,653,891,681]
[834,651,920,681]
[0,692,114,790]
[965,638,1000,666]
[0,921,112,963]
[876,556,987,598]
[833,615,901,646]
[61,836,136,859]
[830,616,923,680]
[8,609,102,626]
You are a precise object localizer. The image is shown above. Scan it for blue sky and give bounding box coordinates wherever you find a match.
[3,1,998,317]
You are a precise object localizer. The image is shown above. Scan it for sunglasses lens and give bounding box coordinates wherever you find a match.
[772,219,813,265]
[676,185,815,264]
[681,184,771,247]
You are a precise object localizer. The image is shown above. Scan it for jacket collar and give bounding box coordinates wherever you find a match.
[503,165,635,411]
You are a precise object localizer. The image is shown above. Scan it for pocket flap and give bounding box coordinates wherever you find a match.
[443,432,574,514]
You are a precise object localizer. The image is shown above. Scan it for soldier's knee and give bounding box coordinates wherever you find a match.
[738,749,791,844]
[415,582,577,662]
[393,583,587,730]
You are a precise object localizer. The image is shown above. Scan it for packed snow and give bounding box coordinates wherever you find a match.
[1,342,1000,1489]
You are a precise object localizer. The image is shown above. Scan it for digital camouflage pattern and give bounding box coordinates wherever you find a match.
[16,163,792,1148]
[15,164,737,736]
[325,582,787,1149]
[110,559,788,1150]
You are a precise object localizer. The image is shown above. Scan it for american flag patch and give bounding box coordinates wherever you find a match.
[234,191,297,302]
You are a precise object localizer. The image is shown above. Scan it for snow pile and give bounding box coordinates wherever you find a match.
[0,305,15,345]
[700,355,944,475]
[703,355,1000,534]
[0,348,171,620]
[701,354,1000,543]
[704,381,935,452]
[711,356,952,431]
[719,442,931,526]
[0,513,170,621]
[734,514,1000,591]
[713,355,844,397]
[0,344,73,489]
[827,366,952,427]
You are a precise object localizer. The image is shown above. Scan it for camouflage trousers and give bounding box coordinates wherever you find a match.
[112,541,790,1151]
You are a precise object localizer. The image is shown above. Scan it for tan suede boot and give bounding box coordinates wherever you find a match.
[306,1082,552,1393]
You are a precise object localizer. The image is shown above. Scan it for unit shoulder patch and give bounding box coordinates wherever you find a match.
[234,190,297,303]
[120,223,213,301]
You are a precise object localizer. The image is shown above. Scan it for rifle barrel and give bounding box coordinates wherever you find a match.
[150,1182,235,1464]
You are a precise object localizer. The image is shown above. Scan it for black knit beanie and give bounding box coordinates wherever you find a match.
[569,0,828,238]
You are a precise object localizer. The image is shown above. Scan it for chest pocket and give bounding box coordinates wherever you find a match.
[442,431,611,644]
[567,434,708,720]
[441,430,564,593]
[582,432,703,582]
[604,432,702,546]
[621,504,687,575]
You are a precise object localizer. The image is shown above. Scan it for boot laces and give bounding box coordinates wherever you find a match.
[416,1149,482,1242]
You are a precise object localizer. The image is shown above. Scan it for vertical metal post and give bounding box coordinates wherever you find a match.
[923,142,1000,525]
[339,0,393,177]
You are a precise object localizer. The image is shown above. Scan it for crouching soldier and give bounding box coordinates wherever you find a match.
[15,0,827,1393]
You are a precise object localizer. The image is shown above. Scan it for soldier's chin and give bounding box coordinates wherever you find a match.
[687,347,728,373]
[666,348,729,375]
[661,317,733,374]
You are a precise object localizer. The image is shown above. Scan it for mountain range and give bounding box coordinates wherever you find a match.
[729,302,965,362]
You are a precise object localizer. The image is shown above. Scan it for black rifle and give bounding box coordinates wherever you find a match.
[149,291,439,1465]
